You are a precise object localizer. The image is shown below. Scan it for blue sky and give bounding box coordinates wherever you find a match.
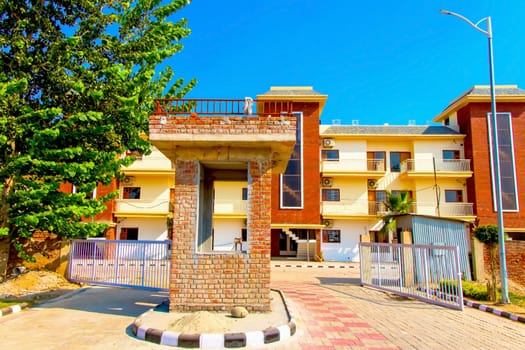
[168,0,525,126]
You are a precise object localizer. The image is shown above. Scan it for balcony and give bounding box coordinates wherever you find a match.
[154,98,293,117]
[321,158,386,178]
[213,199,248,218]
[321,200,473,220]
[415,202,474,218]
[114,199,170,218]
[400,159,472,178]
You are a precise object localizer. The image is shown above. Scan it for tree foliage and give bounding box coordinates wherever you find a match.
[380,191,413,235]
[472,224,499,244]
[473,224,500,301]
[0,0,196,259]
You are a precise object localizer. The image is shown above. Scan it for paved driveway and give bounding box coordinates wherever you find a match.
[0,264,524,349]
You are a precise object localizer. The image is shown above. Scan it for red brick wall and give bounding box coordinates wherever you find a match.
[271,102,321,225]
[483,241,525,286]
[149,114,296,136]
[169,160,272,312]
[458,102,525,228]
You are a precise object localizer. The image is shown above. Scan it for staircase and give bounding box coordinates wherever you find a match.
[283,229,316,260]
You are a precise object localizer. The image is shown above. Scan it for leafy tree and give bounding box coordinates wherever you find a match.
[380,191,413,238]
[0,0,196,262]
[473,225,499,301]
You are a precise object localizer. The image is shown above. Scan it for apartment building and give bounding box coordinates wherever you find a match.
[111,147,174,241]
[318,124,474,261]
[105,84,525,262]
[433,85,525,240]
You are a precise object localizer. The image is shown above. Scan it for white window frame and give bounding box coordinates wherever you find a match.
[487,112,519,212]
[280,112,304,209]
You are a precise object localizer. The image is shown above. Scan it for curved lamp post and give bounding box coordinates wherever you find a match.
[440,9,509,303]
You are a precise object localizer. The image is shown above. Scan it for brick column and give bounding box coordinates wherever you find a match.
[248,159,273,311]
[170,160,199,311]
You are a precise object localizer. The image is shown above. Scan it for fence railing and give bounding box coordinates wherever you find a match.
[154,98,294,117]
[359,242,464,310]
[402,159,471,173]
[68,239,171,291]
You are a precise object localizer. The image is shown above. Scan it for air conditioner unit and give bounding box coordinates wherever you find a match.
[323,219,333,228]
[323,138,335,148]
[367,179,378,189]
[321,177,333,187]
[122,176,135,185]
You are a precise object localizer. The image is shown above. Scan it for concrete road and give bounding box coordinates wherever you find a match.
[0,263,524,349]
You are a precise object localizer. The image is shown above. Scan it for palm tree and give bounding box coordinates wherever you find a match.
[380,191,413,240]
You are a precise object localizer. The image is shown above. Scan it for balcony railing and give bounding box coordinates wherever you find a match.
[321,158,386,173]
[402,159,471,173]
[214,199,248,215]
[322,200,472,218]
[416,202,474,217]
[154,98,293,117]
[115,199,170,214]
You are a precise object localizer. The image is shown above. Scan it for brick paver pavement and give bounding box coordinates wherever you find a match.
[268,264,525,350]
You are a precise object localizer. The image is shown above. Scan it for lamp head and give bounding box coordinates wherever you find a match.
[440,9,452,15]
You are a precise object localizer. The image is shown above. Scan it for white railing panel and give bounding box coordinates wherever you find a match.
[360,242,464,310]
[68,239,171,291]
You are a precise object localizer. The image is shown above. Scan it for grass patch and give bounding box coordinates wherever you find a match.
[461,280,525,306]
[0,300,28,309]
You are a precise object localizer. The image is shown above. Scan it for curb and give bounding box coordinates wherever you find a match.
[0,302,29,317]
[132,288,296,348]
[464,300,525,324]
[272,263,357,269]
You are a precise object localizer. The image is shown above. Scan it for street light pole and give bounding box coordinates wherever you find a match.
[440,9,509,303]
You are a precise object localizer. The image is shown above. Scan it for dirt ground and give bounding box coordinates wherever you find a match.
[0,270,80,303]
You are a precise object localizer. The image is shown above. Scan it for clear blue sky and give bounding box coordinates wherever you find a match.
[167,0,525,126]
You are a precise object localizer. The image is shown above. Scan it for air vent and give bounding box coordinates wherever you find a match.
[323,138,335,148]
[321,177,333,187]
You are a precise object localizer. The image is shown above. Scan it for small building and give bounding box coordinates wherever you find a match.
[394,214,472,281]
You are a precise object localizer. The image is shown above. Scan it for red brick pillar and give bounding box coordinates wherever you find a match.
[170,160,199,311]
[248,159,273,311]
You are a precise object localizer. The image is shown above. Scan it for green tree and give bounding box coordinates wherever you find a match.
[473,225,499,301]
[380,191,413,239]
[0,0,196,262]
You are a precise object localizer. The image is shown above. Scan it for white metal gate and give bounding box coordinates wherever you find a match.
[359,242,464,310]
[68,239,171,290]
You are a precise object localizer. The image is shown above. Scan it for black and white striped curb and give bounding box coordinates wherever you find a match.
[272,263,358,269]
[0,302,28,317]
[132,289,296,348]
[464,300,525,323]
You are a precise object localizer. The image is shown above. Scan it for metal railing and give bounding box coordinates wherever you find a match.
[403,159,471,172]
[154,98,294,117]
[68,239,171,291]
[321,200,472,218]
[359,242,464,310]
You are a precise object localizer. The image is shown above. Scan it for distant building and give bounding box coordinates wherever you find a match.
[98,84,525,262]
[434,85,525,240]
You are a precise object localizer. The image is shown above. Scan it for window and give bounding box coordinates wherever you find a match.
[443,150,460,160]
[123,187,141,199]
[281,112,303,208]
[444,118,450,126]
[391,190,413,199]
[367,151,386,171]
[321,149,339,161]
[242,187,248,200]
[445,190,463,203]
[390,152,410,172]
[322,229,341,243]
[322,188,340,201]
[241,228,248,241]
[487,112,518,211]
[120,227,138,240]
